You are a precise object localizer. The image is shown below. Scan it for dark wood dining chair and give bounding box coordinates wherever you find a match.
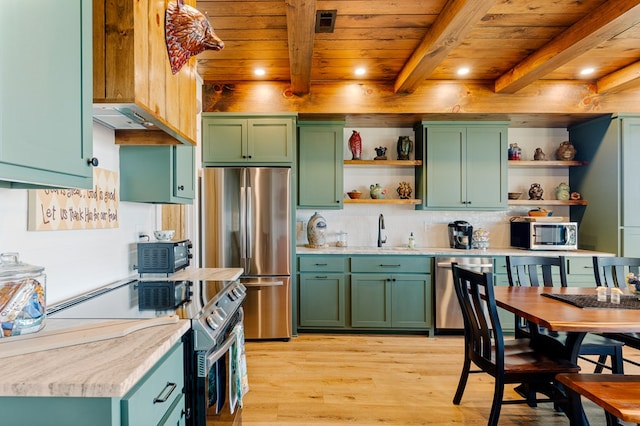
[451,263,580,426]
[506,256,624,375]
[593,256,640,364]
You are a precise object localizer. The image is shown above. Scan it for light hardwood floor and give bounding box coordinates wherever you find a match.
[237,333,640,425]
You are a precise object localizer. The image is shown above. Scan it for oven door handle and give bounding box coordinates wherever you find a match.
[205,309,245,367]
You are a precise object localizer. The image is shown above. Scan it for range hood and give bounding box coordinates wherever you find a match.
[93,104,156,130]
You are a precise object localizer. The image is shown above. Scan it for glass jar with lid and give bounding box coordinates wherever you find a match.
[0,252,46,337]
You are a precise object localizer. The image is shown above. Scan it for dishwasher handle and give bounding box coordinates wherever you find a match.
[436,261,494,269]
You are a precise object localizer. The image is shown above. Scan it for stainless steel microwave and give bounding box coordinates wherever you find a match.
[136,239,192,275]
[510,220,578,250]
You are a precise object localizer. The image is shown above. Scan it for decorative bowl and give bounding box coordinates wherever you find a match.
[347,190,362,199]
[508,192,522,200]
[154,230,175,241]
[528,209,552,217]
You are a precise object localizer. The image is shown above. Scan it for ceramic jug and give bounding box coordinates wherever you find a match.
[528,183,544,200]
[556,182,570,200]
[556,141,577,161]
[369,183,386,199]
[306,212,327,248]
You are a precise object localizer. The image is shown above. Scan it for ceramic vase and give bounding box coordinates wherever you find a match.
[370,183,386,199]
[397,136,413,160]
[348,130,362,160]
[556,141,577,161]
[306,212,327,248]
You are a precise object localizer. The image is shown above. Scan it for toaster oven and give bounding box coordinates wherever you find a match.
[510,220,578,250]
[136,239,192,275]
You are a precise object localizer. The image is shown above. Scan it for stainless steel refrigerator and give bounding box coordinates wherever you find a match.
[200,167,292,340]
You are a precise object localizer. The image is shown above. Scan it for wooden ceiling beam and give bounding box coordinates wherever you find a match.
[597,60,640,94]
[393,0,495,94]
[495,0,640,94]
[285,0,316,95]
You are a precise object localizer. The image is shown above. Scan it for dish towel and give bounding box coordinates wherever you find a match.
[228,323,249,414]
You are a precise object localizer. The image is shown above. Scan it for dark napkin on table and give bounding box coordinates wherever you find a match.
[542,292,640,310]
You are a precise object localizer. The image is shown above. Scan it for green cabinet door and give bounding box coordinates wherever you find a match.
[390,275,431,328]
[492,258,515,333]
[299,273,346,327]
[351,274,391,328]
[297,122,344,209]
[0,0,93,189]
[202,114,296,164]
[416,122,508,210]
[622,118,640,227]
[120,145,195,204]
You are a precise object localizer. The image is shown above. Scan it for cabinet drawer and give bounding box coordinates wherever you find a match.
[566,257,595,276]
[350,256,430,274]
[299,256,346,272]
[123,342,184,426]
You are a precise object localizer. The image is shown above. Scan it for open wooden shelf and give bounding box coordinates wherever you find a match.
[344,160,422,166]
[508,199,588,206]
[508,160,587,167]
[344,198,422,205]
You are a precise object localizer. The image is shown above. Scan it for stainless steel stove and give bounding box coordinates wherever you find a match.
[48,274,247,426]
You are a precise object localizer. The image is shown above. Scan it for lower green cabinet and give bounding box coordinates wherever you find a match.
[351,274,431,329]
[0,342,185,426]
[296,254,433,334]
[492,258,515,333]
[299,273,346,327]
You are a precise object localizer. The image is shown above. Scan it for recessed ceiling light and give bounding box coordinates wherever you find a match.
[457,67,470,76]
[254,68,266,77]
[580,67,595,76]
[354,67,366,76]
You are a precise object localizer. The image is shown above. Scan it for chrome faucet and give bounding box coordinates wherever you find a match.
[377,213,387,247]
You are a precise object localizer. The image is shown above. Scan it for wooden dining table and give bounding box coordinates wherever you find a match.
[492,286,640,426]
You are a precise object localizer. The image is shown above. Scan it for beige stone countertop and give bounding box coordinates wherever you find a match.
[0,318,190,398]
[296,246,614,257]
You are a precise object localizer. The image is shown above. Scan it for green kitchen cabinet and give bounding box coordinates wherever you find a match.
[297,122,344,209]
[565,256,598,288]
[298,256,347,328]
[0,341,185,426]
[120,145,195,204]
[350,256,432,331]
[569,114,640,256]
[415,122,509,210]
[492,257,517,333]
[0,0,94,189]
[202,114,296,165]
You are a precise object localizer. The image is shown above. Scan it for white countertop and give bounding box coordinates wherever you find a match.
[296,245,614,257]
[0,318,190,398]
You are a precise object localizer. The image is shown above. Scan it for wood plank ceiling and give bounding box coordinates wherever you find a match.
[195,0,640,126]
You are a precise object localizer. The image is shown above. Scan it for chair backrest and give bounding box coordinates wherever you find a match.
[593,256,640,288]
[452,263,503,372]
[506,255,568,288]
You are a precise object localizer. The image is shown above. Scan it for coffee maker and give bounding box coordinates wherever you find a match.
[448,221,473,249]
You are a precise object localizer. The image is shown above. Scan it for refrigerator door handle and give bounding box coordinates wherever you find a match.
[246,185,253,261]
[240,184,247,264]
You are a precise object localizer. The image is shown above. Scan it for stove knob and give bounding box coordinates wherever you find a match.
[235,285,246,296]
[206,314,221,330]
[215,307,227,321]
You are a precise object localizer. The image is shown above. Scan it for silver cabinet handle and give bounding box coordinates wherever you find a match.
[153,382,177,404]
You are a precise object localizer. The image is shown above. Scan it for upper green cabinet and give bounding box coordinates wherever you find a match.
[297,121,344,209]
[202,114,296,165]
[569,114,640,256]
[120,145,195,204]
[0,0,94,189]
[415,122,509,210]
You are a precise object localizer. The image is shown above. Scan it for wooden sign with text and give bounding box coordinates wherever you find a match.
[28,168,119,231]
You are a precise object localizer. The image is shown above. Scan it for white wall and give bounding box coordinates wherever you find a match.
[0,123,159,304]
[296,127,571,249]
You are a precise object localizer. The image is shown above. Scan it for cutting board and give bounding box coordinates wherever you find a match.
[0,315,179,359]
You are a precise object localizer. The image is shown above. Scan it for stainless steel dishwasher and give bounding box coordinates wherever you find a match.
[435,257,493,334]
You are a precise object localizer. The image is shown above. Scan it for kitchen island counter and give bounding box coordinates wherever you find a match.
[0,318,190,398]
[296,246,614,257]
